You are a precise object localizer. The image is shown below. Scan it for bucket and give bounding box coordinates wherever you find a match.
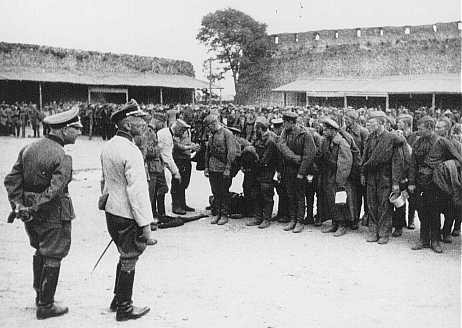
[389,190,408,208]
[335,190,347,205]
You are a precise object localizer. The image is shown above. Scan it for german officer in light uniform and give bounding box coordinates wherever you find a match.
[100,100,156,321]
[4,107,82,320]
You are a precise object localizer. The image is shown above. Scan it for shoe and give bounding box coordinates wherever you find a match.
[292,222,305,233]
[246,218,262,226]
[333,226,347,237]
[210,216,219,224]
[172,207,186,215]
[431,240,443,254]
[452,229,460,237]
[377,236,389,244]
[116,304,150,322]
[442,234,452,244]
[37,303,69,320]
[116,270,150,321]
[283,220,296,231]
[366,234,379,242]
[304,216,314,225]
[392,228,402,237]
[217,216,229,225]
[350,222,359,230]
[185,205,195,212]
[258,220,271,229]
[321,224,338,233]
[411,240,430,250]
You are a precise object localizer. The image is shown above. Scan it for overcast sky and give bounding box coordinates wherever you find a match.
[0,0,460,97]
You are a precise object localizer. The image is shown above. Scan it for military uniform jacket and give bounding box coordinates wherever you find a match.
[278,126,317,177]
[205,126,238,173]
[100,131,154,227]
[145,126,164,175]
[4,134,75,222]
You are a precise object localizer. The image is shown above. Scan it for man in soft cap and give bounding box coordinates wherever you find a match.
[318,117,353,236]
[4,107,82,319]
[100,99,156,321]
[361,111,406,244]
[170,119,200,215]
[278,111,317,233]
[244,116,279,229]
[344,109,369,228]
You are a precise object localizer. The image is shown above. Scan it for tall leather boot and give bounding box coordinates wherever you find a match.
[36,265,69,320]
[116,270,150,321]
[109,262,121,312]
[33,254,44,306]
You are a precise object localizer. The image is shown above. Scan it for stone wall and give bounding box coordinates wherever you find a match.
[239,21,461,105]
[0,42,195,76]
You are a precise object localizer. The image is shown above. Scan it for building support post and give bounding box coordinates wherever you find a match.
[306,92,309,107]
[431,93,436,109]
[385,94,389,110]
[38,82,43,110]
[283,92,287,107]
[87,88,91,104]
[160,88,163,105]
[192,89,195,104]
[219,88,222,105]
[343,95,347,108]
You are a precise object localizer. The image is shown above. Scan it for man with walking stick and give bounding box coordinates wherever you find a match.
[100,99,157,321]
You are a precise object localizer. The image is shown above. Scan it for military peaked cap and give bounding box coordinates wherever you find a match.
[43,107,83,129]
[110,99,147,123]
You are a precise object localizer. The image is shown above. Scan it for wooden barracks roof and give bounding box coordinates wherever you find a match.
[273,73,461,96]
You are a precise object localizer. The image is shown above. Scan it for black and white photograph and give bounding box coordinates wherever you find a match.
[0,0,460,327]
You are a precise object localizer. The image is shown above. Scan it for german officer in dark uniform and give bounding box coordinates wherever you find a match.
[4,107,82,320]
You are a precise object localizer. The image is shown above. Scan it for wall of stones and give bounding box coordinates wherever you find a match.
[239,21,461,105]
[0,42,195,76]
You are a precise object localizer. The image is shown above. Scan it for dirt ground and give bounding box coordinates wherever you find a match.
[0,135,460,328]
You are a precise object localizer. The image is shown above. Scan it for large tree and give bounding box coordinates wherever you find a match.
[197,8,272,103]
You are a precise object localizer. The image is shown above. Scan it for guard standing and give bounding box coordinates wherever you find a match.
[4,107,82,320]
[204,114,238,225]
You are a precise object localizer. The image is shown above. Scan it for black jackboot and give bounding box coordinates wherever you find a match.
[109,262,121,312]
[116,270,150,321]
[33,254,44,306]
[36,265,69,320]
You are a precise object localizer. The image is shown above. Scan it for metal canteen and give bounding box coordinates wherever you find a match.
[389,190,408,208]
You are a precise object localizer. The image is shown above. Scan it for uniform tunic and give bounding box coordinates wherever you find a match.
[4,134,75,260]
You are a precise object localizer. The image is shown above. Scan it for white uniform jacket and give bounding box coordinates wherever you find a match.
[100,131,154,227]
[157,127,179,176]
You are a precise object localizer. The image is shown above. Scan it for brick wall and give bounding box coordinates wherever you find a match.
[0,42,195,76]
[239,21,461,105]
